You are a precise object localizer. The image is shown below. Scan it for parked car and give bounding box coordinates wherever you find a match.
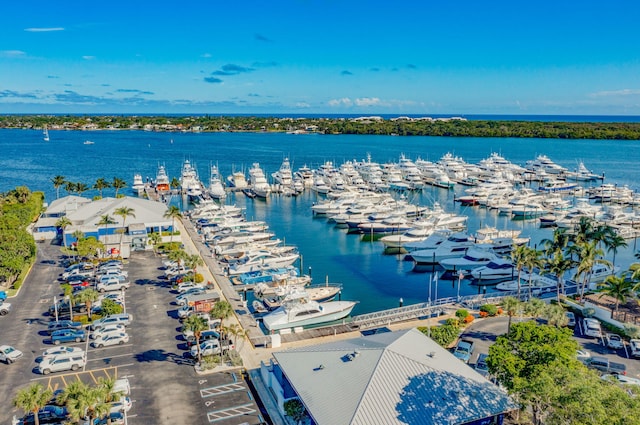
[50,329,87,345]
[176,282,205,293]
[0,344,23,364]
[177,304,194,319]
[189,338,234,358]
[182,317,220,340]
[165,266,193,278]
[42,346,84,358]
[61,268,94,280]
[176,287,207,305]
[113,377,130,395]
[109,396,132,414]
[587,356,627,375]
[47,320,83,335]
[474,353,489,377]
[96,278,130,293]
[0,301,11,316]
[606,333,624,350]
[98,292,125,304]
[63,275,92,285]
[565,311,576,327]
[582,318,602,338]
[453,339,475,363]
[630,339,640,358]
[96,266,127,276]
[91,332,129,348]
[90,314,132,330]
[37,353,86,374]
[90,324,126,340]
[96,273,128,285]
[20,405,69,425]
[48,302,87,317]
[186,330,221,347]
[576,349,592,364]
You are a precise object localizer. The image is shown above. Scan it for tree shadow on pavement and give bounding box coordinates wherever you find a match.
[135,349,195,366]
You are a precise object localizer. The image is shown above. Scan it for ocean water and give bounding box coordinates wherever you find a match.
[2,129,640,315]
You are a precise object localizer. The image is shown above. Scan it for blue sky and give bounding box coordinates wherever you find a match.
[2,0,640,115]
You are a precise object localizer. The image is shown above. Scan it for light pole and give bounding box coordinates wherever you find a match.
[457,271,463,301]
[66,296,72,320]
[53,295,59,322]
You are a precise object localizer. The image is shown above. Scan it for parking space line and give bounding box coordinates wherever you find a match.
[207,403,255,423]
[200,383,246,398]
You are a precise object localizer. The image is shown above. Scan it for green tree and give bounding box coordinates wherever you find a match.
[168,248,188,268]
[93,178,111,199]
[501,296,520,334]
[183,314,209,363]
[170,177,180,190]
[97,214,116,255]
[100,298,123,316]
[76,236,104,260]
[574,241,610,299]
[75,182,89,196]
[64,181,76,195]
[114,206,135,257]
[283,398,307,425]
[598,274,636,316]
[210,300,233,335]
[523,247,544,299]
[51,175,66,199]
[544,303,569,327]
[13,383,53,425]
[511,244,528,298]
[163,205,182,243]
[111,177,127,197]
[74,288,100,320]
[546,249,573,302]
[185,253,204,276]
[524,297,546,318]
[148,232,161,256]
[55,216,72,247]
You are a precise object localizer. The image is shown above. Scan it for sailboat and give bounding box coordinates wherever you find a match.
[43,127,50,142]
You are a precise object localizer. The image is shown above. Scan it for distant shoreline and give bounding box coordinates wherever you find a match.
[2,115,640,139]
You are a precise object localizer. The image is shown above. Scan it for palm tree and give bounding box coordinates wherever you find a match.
[97,214,116,254]
[546,250,573,302]
[541,227,570,256]
[14,383,53,425]
[96,376,123,404]
[183,314,209,363]
[114,206,136,257]
[501,296,520,334]
[112,177,127,197]
[603,231,627,267]
[64,181,76,195]
[544,304,569,327]
[163,205,182,243]
[598,274,636,317]
[93,178,111,199]
[524,297,546,318]
[523,247,544,299]
[170,177,180,190]
[75,182,90,196]
[511,244,528,299]
[55,216,72,247]
[51,175,66,199]
[74,288,100,321]
[185,253,204,277]
[168,248,188,268]
[210,300,233,338]
[574,241,610,299]
[148,232,162,256]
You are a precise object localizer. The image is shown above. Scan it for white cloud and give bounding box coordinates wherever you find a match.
[328,97,353,107]
[82,55,96,60]
[24,27,65,32]
[0,50,26,57]
[355,97,381,107]
[201,53,212,58]
[295,102,311,108]
[590,89,640,97]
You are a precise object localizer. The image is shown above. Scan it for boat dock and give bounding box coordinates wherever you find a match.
[178,217,526,347]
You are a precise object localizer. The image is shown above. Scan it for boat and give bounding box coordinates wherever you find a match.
[155,165,171,194]
[495,272,558,292]
[259,283,343,310]
[272,158,294,188]
[131,174,145,196]
[179,159,203,199]
[261,292,357,331]
[83,140,94,145]
[226,251,300,275]
[230,266,300,286]
[248,162,271,198]
[208,165,226,200]
[439,247,500,271]
[410,232,474,264]
[43,127,50,142]
[227,170,248,190]
[470,258,515,280]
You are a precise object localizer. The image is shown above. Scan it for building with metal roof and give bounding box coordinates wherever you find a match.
[259,328,516,425]
[33,195,173,257]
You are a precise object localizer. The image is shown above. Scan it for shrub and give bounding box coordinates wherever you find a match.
[73,314,101,324]
[194,273,204,283]
[480,304,498,316]
[463,315,475,324]
[445,317,461,327]
[497,308,504,315]
[426,324,460,347]
[455,309,469,319]
[479,311,489,318]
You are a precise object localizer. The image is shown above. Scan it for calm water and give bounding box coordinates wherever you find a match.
[2,129,640,315]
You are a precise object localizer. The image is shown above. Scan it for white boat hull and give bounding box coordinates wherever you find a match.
[262,300,356,331]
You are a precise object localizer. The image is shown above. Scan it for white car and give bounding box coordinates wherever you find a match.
[601,374,640,386]
[176,282,204,293]
[177,305,194,319]
[114,377,130,395]
[630,339,640,358]
[176,288,206,305]
[565,311,576,327]
[96,279,130,293]
[576,349,591,364]
[90,324,126,340]
[42,346,84,358]
[582,318,602,338]
[38,353,86,374]
[606,333,624,350]
[0,345,23,364]
[97,292,125,305]
[92,333,129,348]
[110,396,132,414]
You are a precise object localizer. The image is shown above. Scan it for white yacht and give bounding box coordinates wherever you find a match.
[411,233,474,264]
[131,174,145,196]
[262,292,357,331]
[439,247,499,271]
[227,170,248,190]
[208,165,226,200]
[227,251,300,275]
[495,272,558,292]
[179,159,203,199]
[248,163,272,198]
[470,258,515,280]
[155,165,171,194]
[272,158,294,188]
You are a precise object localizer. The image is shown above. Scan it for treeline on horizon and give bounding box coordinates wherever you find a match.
[1,115,640,140]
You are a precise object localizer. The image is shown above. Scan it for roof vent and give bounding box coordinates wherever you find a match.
[427,351,436,358]
[314,364,325,371]
[345,350,361,361]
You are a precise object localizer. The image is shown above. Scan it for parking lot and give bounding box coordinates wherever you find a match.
[460,315,640,378]
[0,240,265,425]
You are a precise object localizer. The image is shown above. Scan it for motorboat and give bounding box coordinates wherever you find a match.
[404,229,454,252]
[248,162,272,198]
[208,165,226,200]
[439,247,499,271]
[272,157,294,187]
[569,263,620,290]
[260,284,342,310]
[179,159,203,199]
[226,251,300,275]
[261,293,356,331]
[230,266,300,286]
[470,258,515,280]
[495,272,558,292]
[409,232,473,263]
[131,174,145,196]
[227,170,248,189]
[155,165,171,193]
